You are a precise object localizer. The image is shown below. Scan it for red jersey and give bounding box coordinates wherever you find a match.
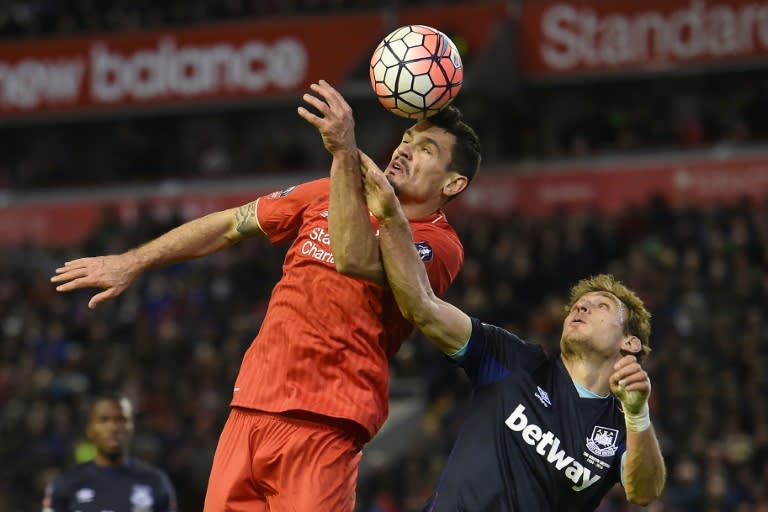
[230,178,464,440]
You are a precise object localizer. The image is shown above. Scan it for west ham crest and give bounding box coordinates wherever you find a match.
[586,426,619,457]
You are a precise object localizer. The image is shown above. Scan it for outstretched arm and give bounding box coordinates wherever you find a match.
[360,152,471,354]
[50,201,264,309]
[611,356,666,505]
[298,80,384,284]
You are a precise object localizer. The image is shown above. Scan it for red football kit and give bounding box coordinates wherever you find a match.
[204,178,463,512]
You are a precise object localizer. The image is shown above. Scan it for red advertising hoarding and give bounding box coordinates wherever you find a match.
[520,0,768,78]
[457,155,768,216]
[0,14,383,116]
[0,3,507,117]
[3,153,767,247]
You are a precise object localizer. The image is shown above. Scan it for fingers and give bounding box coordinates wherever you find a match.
[311,80,344,110]
[358,151,376,170]
[359,152,385,179]
[89,289,117,309]
[52,259,89,277]
[51,260,96,289]
[54,277,93,292]
[299,80,344,119]
[297,107,320,130]
[613,354,638,370]
[301,92,329,114]
[617,373,649,391]
[611,362,650,393]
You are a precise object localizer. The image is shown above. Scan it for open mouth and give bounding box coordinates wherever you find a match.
[388,159,407,175]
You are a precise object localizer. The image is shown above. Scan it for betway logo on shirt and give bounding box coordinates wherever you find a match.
[505,404,601,492]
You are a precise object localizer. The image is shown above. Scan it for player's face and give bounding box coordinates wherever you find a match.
[560,291,628,358]
[86,399,133,462]
[383,122,465,205]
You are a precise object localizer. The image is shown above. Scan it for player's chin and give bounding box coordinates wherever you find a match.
[384,174,401,196]
[560,334,590,353]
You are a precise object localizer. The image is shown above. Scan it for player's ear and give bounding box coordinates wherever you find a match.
[621,335,642,355]
[443,173,468,198]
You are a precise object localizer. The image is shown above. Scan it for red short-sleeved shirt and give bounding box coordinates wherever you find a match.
[230,178,463,440]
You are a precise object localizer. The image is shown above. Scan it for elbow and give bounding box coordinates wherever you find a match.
[333,250,364,276]
[626,482,665,506]
[334,260,373,280]
[397,295,437,330]
[626,494,655,507]
[334,258,356,276]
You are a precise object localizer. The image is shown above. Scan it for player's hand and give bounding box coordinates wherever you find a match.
[297,79,356,156]
[359,151,399,221]
[50,254,140,309]
[610,355,651,415]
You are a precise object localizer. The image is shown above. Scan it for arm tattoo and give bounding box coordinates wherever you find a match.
[235,202,257,235]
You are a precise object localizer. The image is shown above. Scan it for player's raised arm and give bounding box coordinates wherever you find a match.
[298,80,385,284]
[50,202,264,309]
[611,356,666,505]
[361,152,471,354]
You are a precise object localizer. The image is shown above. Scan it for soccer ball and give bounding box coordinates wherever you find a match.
[369,25,463,120]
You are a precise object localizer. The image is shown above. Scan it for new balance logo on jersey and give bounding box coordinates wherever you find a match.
[267,186,296,199]
[505,405,601,492]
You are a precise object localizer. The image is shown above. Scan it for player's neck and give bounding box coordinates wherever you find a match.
[560,355,613,396]
[93,453,127,467]
[400,200,441,220]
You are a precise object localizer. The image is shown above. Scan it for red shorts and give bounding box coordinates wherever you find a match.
[203,407,363,512]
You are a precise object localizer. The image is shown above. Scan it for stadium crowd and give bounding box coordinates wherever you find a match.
[0,0,454,39]
[2,190,767,511]
[3,66,768,192]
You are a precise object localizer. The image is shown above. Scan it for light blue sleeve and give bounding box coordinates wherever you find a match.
[447,336,470,360]
[620,451,627,486]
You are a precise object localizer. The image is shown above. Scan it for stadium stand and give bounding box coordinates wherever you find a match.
[3,195,768,510]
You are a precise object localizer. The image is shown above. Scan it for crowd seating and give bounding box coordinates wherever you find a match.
[2,194,766,510]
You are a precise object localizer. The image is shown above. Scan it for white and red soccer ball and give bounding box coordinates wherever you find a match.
[370,25,463,120]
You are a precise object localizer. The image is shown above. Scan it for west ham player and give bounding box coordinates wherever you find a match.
[50,82,481,511]
[43,394,176,512]
[360,153,666,511]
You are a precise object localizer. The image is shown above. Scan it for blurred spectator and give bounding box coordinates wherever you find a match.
[41,394,176,512]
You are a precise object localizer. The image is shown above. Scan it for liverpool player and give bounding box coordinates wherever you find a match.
[360,153,666,511]
[50,81,481,511]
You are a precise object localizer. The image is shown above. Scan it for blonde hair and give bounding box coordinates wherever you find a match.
[566,274,652,361]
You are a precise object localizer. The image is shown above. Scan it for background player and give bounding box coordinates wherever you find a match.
[50,81,481,511]
[42,394,176,512]
[359,152,666,510]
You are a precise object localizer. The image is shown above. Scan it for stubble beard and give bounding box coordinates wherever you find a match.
[386,174,401,196]
[560,333,591,361]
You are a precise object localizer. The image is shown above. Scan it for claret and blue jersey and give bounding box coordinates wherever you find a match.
[426,318,627,512]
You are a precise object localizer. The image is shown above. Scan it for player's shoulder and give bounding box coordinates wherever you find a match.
[128,458,170,478]
[472,318,532,346]
[262,176,329,200]
[410,210,463,247]
[470,318,549,362]
[50,461,95,488]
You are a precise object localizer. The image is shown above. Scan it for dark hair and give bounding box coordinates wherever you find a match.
[425,105,482,183]
[87,392,133,421]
